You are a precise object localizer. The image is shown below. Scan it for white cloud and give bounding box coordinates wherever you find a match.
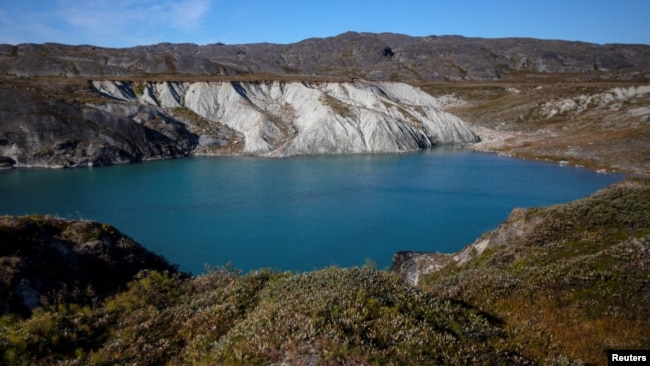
[51,0,212,45]
[166,1,211,31]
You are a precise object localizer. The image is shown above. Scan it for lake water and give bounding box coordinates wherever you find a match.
[0,148,624,274]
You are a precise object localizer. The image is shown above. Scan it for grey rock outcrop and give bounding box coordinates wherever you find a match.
[0,79,478,167]
[391,251,453,286]
[0,215,180,316]
[94,79,478,155]
[391,207,540,286]
[0,83,197,168]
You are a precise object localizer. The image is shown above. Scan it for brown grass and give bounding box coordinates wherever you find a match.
[418,78,650,175]
[421,178,650,365]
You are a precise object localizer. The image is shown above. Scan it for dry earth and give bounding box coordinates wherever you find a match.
[419,75,650,175]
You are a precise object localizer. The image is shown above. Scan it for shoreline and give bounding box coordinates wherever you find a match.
[1,123,644,177]
[465,125,520,153]
[466,125,648,176]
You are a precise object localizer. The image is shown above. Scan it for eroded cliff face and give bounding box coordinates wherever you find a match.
[0,81,199,168]
[92,80,479,155]
[0,79,479,168]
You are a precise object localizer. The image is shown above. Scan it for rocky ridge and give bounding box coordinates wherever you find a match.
[2,32,650,81]
[1,32,648,170]
[0,215,179,316]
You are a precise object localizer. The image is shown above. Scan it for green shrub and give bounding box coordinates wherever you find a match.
[320,94,353,118]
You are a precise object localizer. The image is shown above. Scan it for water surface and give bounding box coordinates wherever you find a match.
[0,148,624,274]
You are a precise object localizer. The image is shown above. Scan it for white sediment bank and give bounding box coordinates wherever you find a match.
[92,80,480,156]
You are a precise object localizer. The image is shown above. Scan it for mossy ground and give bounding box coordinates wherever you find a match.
[0,266,527,365]
[421,178,650,365]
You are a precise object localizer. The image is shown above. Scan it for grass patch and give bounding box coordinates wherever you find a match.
[320,94,353,118]
[130,81,145,96]
[0,266,525,364]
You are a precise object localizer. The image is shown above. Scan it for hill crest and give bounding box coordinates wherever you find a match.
[2,32,649,81]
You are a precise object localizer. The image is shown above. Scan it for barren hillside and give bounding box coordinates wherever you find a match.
[420,77,650,175]
[2,32,649,173]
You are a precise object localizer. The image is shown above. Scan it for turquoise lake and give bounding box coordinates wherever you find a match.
[0,148,624,274]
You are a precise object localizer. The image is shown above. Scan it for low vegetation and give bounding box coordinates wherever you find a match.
[320,93,354,118]
[0,266,529,365]
[421,177,650,364]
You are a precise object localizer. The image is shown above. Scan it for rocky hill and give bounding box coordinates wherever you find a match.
[0,215,180,316]
[2,32,650,81]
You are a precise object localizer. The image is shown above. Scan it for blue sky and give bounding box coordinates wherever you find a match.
[1,0,649,47]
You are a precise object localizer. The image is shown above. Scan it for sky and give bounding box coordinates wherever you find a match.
[0,0,649,47]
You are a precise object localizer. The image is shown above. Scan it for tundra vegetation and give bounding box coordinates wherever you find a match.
[420,177,650,364]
